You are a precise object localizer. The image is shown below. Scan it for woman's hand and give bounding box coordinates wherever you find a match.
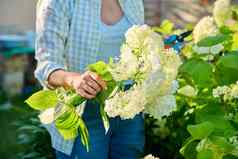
[64,71,106,99]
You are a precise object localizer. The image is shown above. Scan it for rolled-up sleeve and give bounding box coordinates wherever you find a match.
[35,0,70,88]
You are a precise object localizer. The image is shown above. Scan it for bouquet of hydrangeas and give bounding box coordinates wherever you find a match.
[105,25,181,120]
[26,25,181,150]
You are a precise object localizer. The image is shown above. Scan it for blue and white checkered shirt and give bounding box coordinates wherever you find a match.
[35,0,144,155]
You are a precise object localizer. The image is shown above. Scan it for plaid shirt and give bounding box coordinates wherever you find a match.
[35,0,144,155]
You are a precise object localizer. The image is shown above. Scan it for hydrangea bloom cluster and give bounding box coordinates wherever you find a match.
[213,81,238,101]
[105,85,146,119]
[105,25,182,120]
[193,16,218,43]
[213,0,232,27]
[193,44,224,55]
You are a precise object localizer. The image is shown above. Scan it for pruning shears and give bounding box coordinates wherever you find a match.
[164,30,193,53]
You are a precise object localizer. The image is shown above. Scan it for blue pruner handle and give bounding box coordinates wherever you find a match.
[164,34,184,53]
[164,31,192,53]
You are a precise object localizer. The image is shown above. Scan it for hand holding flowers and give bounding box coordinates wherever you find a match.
[25,25,182,150]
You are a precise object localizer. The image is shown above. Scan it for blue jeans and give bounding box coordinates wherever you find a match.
[55,101,145,159]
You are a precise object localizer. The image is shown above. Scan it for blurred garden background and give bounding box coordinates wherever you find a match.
[0,0,237,159]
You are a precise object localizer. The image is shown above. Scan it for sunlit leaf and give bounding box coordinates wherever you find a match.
[25,90,57,110]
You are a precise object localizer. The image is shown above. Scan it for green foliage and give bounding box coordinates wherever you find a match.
[145,100,194,159]
[195,104,235,133]
[175,13,238,159]
[197,149,214,159]
[25,90,57,110]
[65,93,85,107]
[197,34,231,47]
[15,112,55,159]
[178,51,238,159]
[179,59,214,88]
[187,122,214,140]
[215,52,238,85]
[153,20,175,35]
[148,2,238,158]
[181,140,199,159]
[231,33,238,50]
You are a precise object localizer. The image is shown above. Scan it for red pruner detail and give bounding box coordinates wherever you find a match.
[164,45,171,50]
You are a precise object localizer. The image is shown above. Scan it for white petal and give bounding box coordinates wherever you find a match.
[210,44,224,55]
[38,108,55,124]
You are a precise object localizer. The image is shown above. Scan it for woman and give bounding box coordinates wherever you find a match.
[35,0,145,158]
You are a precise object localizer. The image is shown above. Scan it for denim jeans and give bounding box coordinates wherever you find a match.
[55,101,145,159]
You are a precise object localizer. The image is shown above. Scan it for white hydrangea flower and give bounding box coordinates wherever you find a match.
[107,25,181,120]
[145,95,177,119]
[142,32,164,74]
[213,82,238,101]
[138,51,161,81]
[213,85,231,98]
[193,16,218,43]
[38,108,55,124]
[171,80,180,94]
[193,45,210,54]
[178,85,197,97]
[105,85,146,120]
[159,49,182,80]
[230,82,238,99]
[111,25,167,82]
[142,70,166,96]
[210,43,224,55]
[143,31,164,55]
[147,51,161,72]
[213,0,232,27]
[143,154,160,159]
[125,25,153,50]
[142,71,177,119]
[193,43,224,56]
[109,44,139,81]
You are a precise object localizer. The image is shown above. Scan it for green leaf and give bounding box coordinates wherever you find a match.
[180,138,199,159]
[195,136,235,159]
[88,61,108,75]
[197,34,231,47]
[187,122,214,140]
[179,59,214,88]
[223,155,238,159]
[154,20,174,35]
[56,112,90,151]
[96,80,117,104]
[195,103,236,133]
[215,52,238,85]
[231,33,238,51]
[65,94,85,107]
[22,152,41,158]
[25,90,57,110]
[88,61,115,82]
[100,104,110,134]
[56,109,78,129]
[232,5,238,16]
[209,136,236,153]
[77,117,90,152]
[219,26,233,35]
[197,149,214,159]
